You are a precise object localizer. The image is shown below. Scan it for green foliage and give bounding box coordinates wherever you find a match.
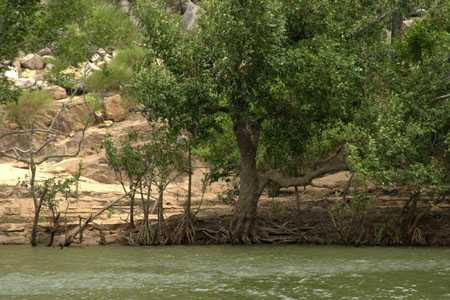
[40,170,81,211]
[104,127,186,188]
[53,2,138,67]
[53,24,91,67]
[6,90,52,129]
[0,79,20,104]
[0,0,41,59]
[25,0,92,50]
[116,0,450,201]
[86,47,146,94]
[83,3,139,50]
[85,93,103,112]
[193,116,240,181]
[136,0,183,69]
[348,4,450,192]
[104,133,147,182]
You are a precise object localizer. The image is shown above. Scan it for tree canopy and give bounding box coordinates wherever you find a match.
[1,0,449,243]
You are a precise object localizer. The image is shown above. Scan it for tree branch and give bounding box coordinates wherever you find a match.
[261,160,348,189]
[35,126,87,165]
[63,194,128,247]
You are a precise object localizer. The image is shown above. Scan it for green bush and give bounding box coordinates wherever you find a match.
[84,3,139,50]
[6,90,52,129]
[86,47,146,94]
[85,93,103,112]
[54,24,91,67]
[0,79,20,105]
[53,1,139,67]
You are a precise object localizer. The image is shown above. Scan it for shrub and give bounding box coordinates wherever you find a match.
[86,47,146,94]
[85,93,103,112]
[6,90,52,128]
[0,79,20,105]
[84,3,139,50]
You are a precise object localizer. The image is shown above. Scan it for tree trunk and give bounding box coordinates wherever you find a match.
[391,0,407,41]
[155,188,166,244]
[129,191,135,228]
[230,119,261,243]
[391,10,402,40]
[186,143,192,217]
[30,206,41,247]
[30,164,41,247]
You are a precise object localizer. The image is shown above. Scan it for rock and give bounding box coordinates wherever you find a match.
[4,120,19,130]
[182,1,201,31]
[35,81,48,89]
[4,68,18,81]
[45,85,67,100]
[94,111,104,122]
[97,48,107,56]
[402,18,421,29]
[99,120,114,128]
[44,97,94,132]
[90,53,102,63]
[13,162,29,169]
[15,78,35,89]
[104,54,112,63]
[45,63,55,71]
[21,69,44,81]
[37,47,52,56]
[103,95,127,122]
[21,54,45,70]
[14,58,22,75]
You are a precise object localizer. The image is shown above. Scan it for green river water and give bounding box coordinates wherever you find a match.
[0,245,449,299]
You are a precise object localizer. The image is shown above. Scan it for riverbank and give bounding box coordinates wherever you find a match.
[1,124,449,246]
[2,174,450,247]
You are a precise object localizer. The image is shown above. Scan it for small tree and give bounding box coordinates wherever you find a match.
[39,170,81,247]
[104,126,185,245]
[104,132,147,229]
[0,90,89,246]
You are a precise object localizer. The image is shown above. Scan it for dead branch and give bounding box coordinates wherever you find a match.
[262,160,347,189]
[63,194,128,247]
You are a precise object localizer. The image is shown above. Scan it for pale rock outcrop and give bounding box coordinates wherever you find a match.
[44,85,67,100]
[4,68,19,81]
[42,97,95,132]
[103,95,127,122]
[21,54,45,70]
[15,78,35,89]
[21,69,44,81]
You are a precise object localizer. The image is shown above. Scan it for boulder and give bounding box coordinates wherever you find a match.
[21,54,45,70]
[4,68,18,81]
[45,85,67,100]
[15,78,35,89]
[21,69,44,81]
[35,80,48,89]
[99,120,114,128]
[42,97,94,133]
[103,95,127,122]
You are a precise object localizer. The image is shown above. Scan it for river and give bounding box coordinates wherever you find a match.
[0,245,449,299]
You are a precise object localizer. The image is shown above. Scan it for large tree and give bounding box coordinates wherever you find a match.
[133,0,450,243]
[133,0,376,242]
